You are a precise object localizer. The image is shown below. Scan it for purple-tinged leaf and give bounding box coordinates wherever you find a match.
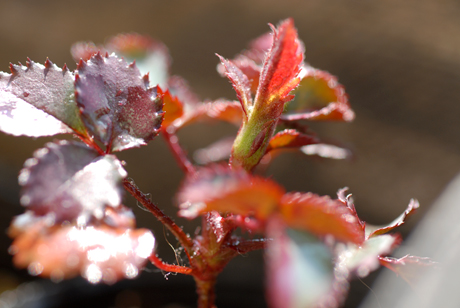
[281,66,355,122]
[71,41,106,62]
[367,199,420,238]
[167,75,201,109]
[75,53,163,152]
[19,140,127,225]
[106,33,171,86]
[9,216,155,284]
[337,188,365,232]
[194,135,235,165]
[0,59,87,137]
[266,219,333,308]
[177,164,284,220]
[336,234,401,278]
[217,55,252,121]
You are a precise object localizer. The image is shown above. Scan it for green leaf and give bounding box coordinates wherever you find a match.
[266,219,334,308]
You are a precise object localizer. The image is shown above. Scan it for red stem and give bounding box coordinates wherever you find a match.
[162,130,196,175]
[123,179,193,261]
[149,254,193,275]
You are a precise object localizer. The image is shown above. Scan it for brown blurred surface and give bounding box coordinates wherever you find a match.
[0,0,459,307]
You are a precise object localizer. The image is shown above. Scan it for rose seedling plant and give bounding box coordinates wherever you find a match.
[0,18,433,308]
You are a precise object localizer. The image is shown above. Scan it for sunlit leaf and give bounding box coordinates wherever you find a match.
[217,55,252,120]
[71,42,106,62]
[0,59,87,137]
[75,53,163,152]
[157,87,184,128]
[336,234,401,278]
[177,165,284,220]
[253,18,303,118]
[9,216,155,284]
[300,143,352,160]
[103,205,136,229]
[266,219,333,308]
[106,33,171,86]
[367,199,420,238]
[266,129,318,152]
[379,255,438,287]
[280,192,365,244]
[194,135,235,165]
[281,67,354,122]
[19,141,127,225]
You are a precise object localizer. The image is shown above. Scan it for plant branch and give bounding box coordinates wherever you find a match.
[149,253,193,275]
[123,179,193,261]
[162,130,196,175]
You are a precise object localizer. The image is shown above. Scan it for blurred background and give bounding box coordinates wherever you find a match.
[0,0,459,307]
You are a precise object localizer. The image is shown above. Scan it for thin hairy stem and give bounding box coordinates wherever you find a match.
[149,253,193,275]
[162,130,196,175]
[123,179,193,261]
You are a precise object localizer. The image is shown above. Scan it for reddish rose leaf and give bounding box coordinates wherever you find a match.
[75,53,164,152]
[279,192,365,244]
[379,255,438,286]
[337,188,365,232]
[172,100,243,130]
[9,216,155,284]
[253,18,303,118]
[217,55,252,120]
[106,33,171,86]
[167,75,201,109]
[19,141,127,225]
[177,165,284,220]
[220,55,261,94]
[194,135,235,165]
[71,42,106,62]
[367,199,420,238]
[157,87,184,128]
[0,59,87,137]
[216,31,273,94]
[266,129,319,152]
[336,234,401,278]
[266,219,334,308]
[281,67,355,122]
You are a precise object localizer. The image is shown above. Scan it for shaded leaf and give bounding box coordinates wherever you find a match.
[167,75,201,109]
[9,216,155,284]
[300,143,352,160]
[280,192,365,244]
[75,53,163,152]
[266,129,318,152]
[217,55,252,120]
[0,59,87,137]
[106,33,171,86]
[172,100,243,130]
[336,234,401,278]
[157,87,184,128]
[367,199,420,238]
[379,255,438,287]
[266,219,333,308]
[194,135,235,165]
[281,67,354,122]
[19,141,127,225]
[177,165,284,220]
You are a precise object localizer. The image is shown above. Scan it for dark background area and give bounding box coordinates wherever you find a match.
[0,0,459,307]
